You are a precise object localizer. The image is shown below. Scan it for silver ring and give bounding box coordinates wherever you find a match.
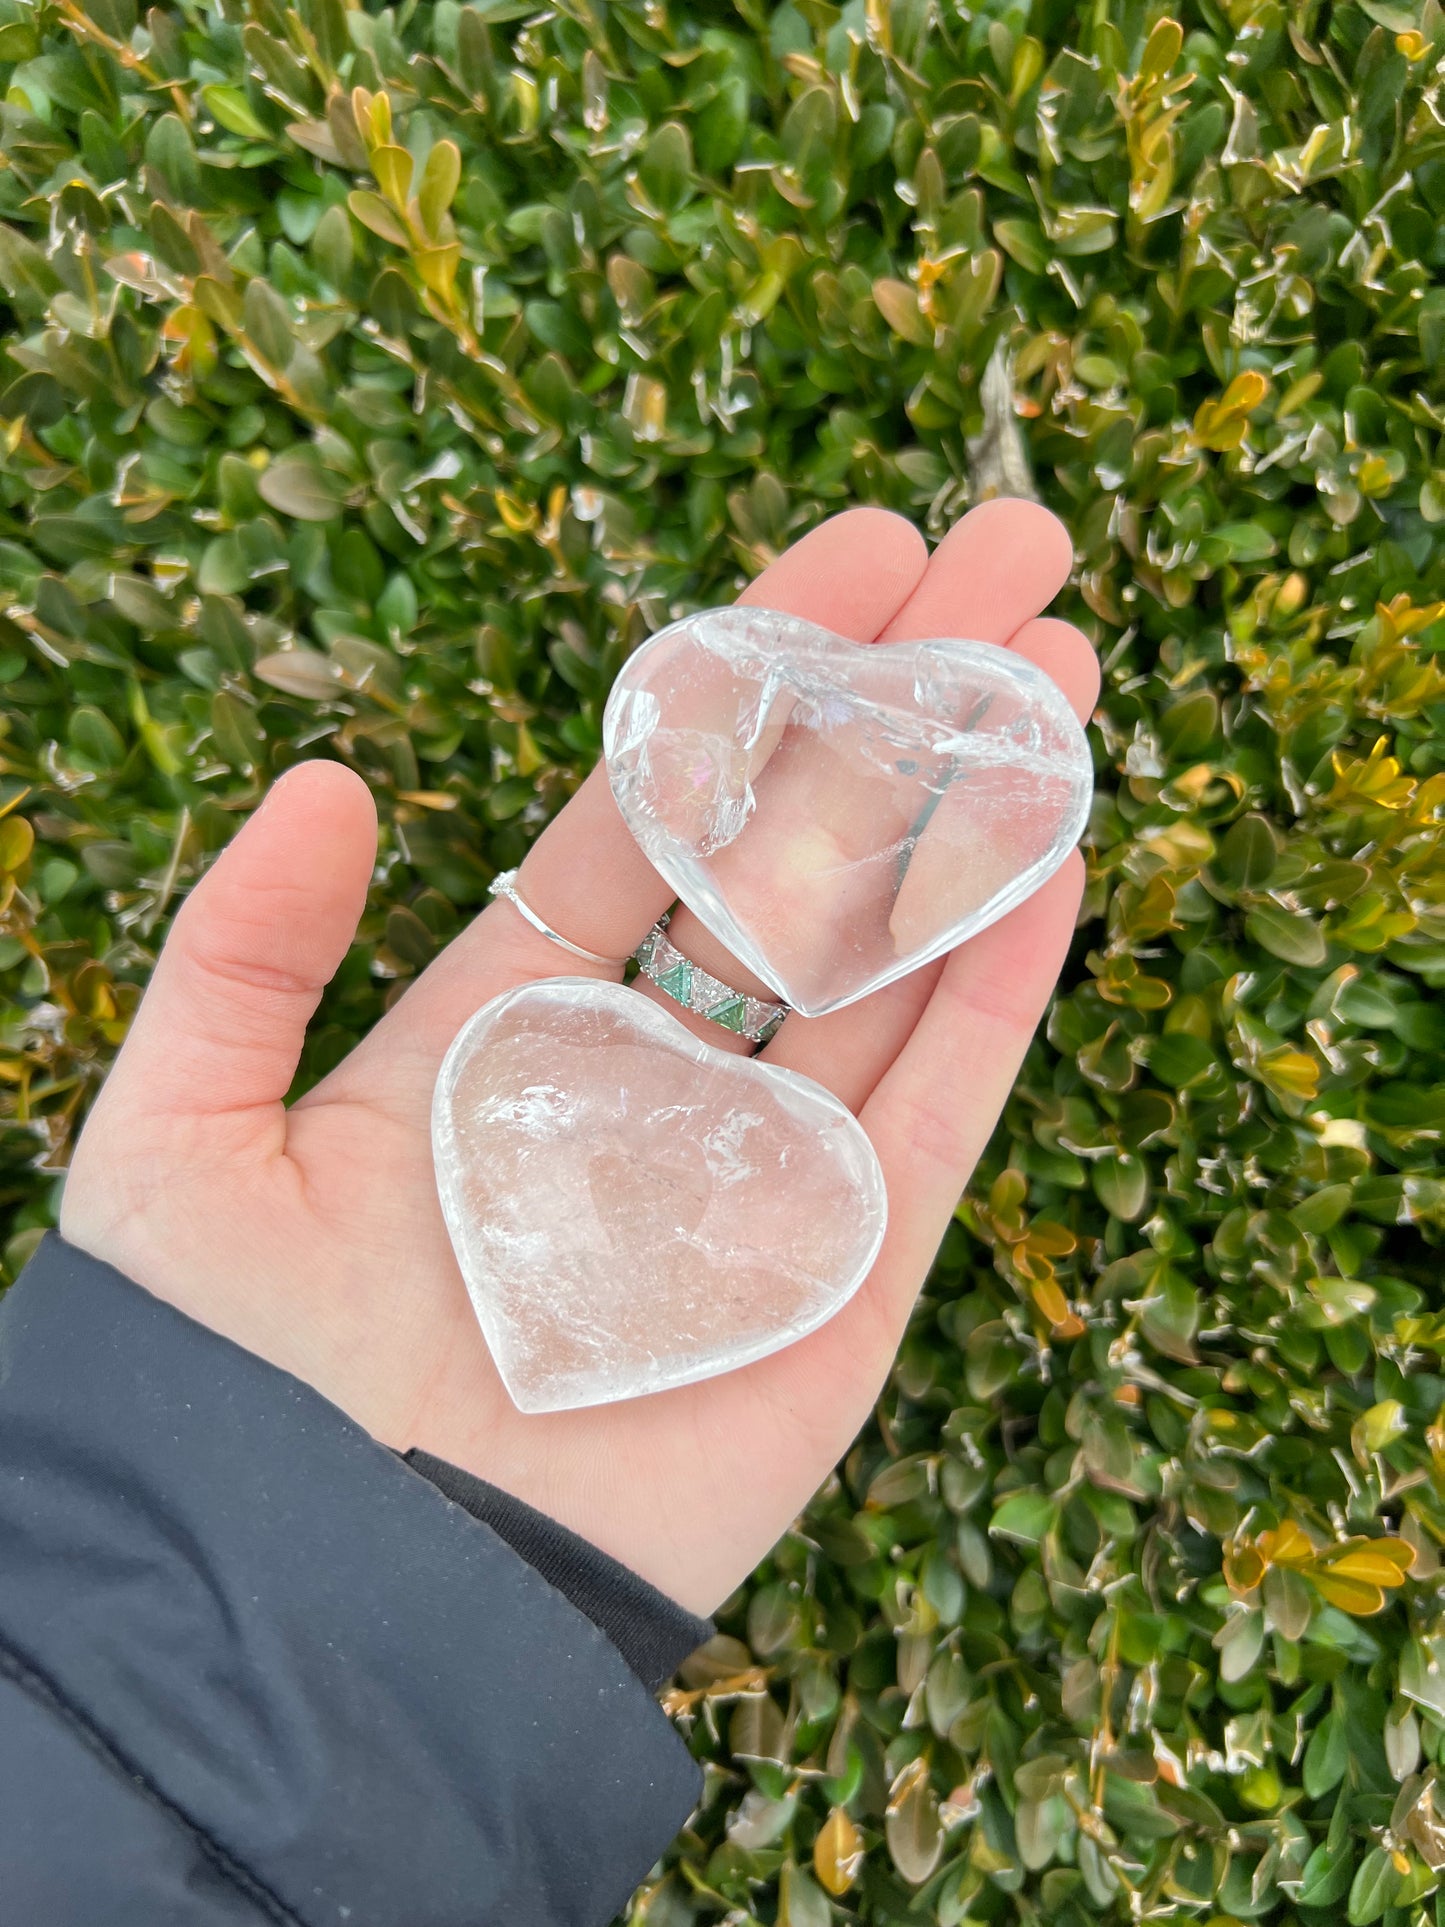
[633,915,789,1046]
[488,869,627,968]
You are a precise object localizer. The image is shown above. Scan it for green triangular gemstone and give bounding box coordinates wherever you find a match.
[707,995,748,1032]
[657,959,693,1001]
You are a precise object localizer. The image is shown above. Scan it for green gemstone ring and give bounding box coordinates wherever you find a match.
[633,915,789,1047]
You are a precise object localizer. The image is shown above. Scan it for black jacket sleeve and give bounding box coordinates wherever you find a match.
[399,1448,713,1693]
[0,1234,704,1927]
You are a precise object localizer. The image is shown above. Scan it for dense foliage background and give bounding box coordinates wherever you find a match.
[2,0,1444,1919]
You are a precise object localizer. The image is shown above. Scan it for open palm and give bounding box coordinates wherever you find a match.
[62,500,1098,1615]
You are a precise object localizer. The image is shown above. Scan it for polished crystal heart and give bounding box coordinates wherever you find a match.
[432,978,887,1413]
[604,607,1093,1015]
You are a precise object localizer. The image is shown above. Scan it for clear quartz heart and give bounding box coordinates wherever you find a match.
[604,607,1093,1015]
[432,977,887,1413]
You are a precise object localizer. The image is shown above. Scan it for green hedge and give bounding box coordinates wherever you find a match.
[3,0,1445,1920]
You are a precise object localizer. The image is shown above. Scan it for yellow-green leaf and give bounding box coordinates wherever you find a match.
[202,85,271,142]
[370,142,414,208]
[0,816,34,872]
[417,139,461,240]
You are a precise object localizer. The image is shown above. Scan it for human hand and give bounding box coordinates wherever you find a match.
[61,502,1099,1615]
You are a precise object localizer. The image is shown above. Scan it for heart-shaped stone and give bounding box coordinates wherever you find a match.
[604,607,1093,1015]
[432,977,887,1413]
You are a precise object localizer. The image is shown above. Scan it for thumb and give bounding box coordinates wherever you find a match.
[95,762,377,1127]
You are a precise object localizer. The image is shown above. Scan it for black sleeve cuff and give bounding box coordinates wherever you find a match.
[402,1449,712,1691]
[0,1234,700,1927]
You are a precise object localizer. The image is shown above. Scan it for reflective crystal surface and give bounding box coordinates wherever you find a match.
[432,978,887,1413]
[604,607,1093,1015]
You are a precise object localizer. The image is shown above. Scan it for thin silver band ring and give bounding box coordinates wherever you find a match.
[488,869,628,969]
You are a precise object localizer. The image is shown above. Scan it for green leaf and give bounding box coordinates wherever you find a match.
[1147,1033,1215,1089]
[242,278,295,370]
[779,1861,831,1927]
[202,85,272,142]
[0,18,38,56]
[782,86,838,192]
[1101,1771,1181,1841]
[311,204,354,287]
[209,690,266,772]
[1357,0,1420,25]
[1216,812,1279,890]
[0,225,62,313]
[242,26,316,113]
[1298,1841,1354,1908]
[1016,1793,1073,1869]
[1215,1609,1265,1683]
[332,528,385,604]
[107,574,177,633]
[69,706,125,769]
[872,278,931,345]
[1246,904,1328,968]
[990,1491,1056,1545]
[638,120,694,213]
[1420,288,1445,368]
[1347,1846,1404,1924]
[1093,1151,1149,1221]
[1303,1707,1348,1796]
[1384,1701,1420,1780]
[252,648,343,699]
[1139,1267,1200,1362]
[1263,1562,1312,1640]
[144,117,201,206]
[216,453,261,524]
[198,535,250,597]
[993,217,1049,273]
[82,0,137,39]
[1049,206,1118,256]
[696,74,749,173]
[1400,1638,1445,1717]
[257,452,347,521]
[1203,520,1278,563]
